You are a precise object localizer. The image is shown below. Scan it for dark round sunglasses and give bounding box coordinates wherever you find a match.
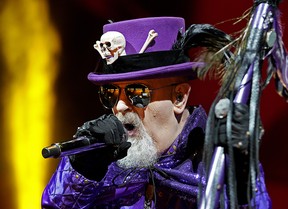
[98,83,179,109]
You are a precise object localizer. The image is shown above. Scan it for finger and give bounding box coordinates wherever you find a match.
[115,142,131,159]
[109,114,126,141]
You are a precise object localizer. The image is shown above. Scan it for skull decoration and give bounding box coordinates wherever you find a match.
[94,31,126,65]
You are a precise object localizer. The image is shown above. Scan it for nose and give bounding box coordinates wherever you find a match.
[114,100,130,113]
[113,89,131,113]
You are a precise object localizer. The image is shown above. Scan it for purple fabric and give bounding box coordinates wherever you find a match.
[41,106,271,209]
[87,62,204,85]
[103,17,185,55]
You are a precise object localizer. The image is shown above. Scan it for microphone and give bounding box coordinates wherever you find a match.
[42,136,107,158]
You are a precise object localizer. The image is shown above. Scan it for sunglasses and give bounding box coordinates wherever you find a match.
[99,83,179,109]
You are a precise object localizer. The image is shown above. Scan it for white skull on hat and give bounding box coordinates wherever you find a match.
[94,31,126,64]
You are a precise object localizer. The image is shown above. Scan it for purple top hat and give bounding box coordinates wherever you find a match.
[88,17,205,85]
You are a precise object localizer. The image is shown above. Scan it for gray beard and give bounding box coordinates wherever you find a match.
[116,112,158,169]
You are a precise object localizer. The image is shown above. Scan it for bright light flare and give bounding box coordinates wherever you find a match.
[0,0,60,209]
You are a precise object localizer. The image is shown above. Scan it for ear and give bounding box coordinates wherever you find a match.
[173,83,191,114]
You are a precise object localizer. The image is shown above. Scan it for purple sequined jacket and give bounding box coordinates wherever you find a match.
[41,106,271,209]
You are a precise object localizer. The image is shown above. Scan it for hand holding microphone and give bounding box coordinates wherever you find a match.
[42,114,131,180]
[42,114,131,159]
[73,114,131,160]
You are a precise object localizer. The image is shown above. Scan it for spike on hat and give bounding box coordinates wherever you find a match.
[87,17,209,85]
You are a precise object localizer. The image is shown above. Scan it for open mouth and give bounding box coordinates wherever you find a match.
[124,123,135,131]
[123,123,137,137]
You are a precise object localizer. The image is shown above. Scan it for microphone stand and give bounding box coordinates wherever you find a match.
[199,1,284,208]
